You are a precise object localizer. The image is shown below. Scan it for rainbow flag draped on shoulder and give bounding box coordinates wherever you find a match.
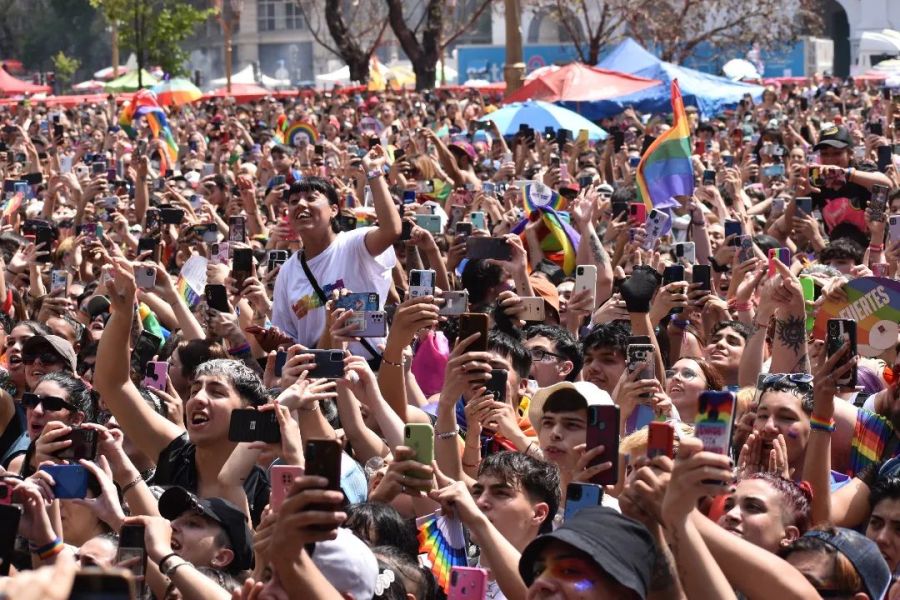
[512,181,580,275]
[118,90,179,173]
[635,80,693,211]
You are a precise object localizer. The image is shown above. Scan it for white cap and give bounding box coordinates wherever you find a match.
[528,381,614,433]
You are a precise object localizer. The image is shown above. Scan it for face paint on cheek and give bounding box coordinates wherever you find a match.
[786,425,800,439]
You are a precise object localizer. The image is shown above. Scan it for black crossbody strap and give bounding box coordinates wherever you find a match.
[299,251,381,364]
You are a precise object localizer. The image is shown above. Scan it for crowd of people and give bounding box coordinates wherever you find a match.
[0,71,897,599]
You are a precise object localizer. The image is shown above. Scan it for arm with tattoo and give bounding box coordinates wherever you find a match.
[576,222,614,304]
[772,314,810,374]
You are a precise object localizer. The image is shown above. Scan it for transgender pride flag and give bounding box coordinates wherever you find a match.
[635,80,693,211]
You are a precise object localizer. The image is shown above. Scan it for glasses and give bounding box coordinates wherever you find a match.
[665,367,700,381]
[529,348,564,363]
[22,392,77,413]
[77,361,96,376]
[760,372,813,390]
[22,352,64,366]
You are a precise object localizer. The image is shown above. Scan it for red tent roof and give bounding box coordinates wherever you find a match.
[204,83,272,102]
[0,67,51,95]
[504,63,660,104]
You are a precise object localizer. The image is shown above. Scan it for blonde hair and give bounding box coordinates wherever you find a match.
[621,421,695,460]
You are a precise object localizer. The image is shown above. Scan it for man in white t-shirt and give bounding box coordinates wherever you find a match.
[271,147,400,359]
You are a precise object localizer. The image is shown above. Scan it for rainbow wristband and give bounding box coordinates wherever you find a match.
[35,537,63,560]
[809,415,835,433]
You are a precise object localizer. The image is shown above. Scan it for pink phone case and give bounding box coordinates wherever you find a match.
[270,464,304,511]
[449,567,488,600]
[142,361,168,391]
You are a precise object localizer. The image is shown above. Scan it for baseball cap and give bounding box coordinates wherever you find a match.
[528,381,613,433]
[803,528,890,600]
[22,335,77,373]
[448,141,476,161]
[596,182,614,195]
[85,295,111,319]
[158,486,254,572]
[528,274,561,317]
[519,506,656,598]
[813,125,853,151]
[311,528,378,599]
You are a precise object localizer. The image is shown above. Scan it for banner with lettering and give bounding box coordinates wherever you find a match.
[813,277,900,357]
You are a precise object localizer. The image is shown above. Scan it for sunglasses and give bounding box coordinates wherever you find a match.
[22,352,64,366]
[22,392,77,412]
[761,372,813,390]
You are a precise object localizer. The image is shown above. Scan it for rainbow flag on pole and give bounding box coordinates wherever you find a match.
[119,90,178,172]
[635,80,693,211]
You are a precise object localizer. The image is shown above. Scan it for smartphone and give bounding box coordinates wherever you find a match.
[270,464,304,511]
[466,237,511,261]
[586,405,619,486]
[767,248,791,278]
[877,145,893,172]
[50,269,68,295]
[0,504,20,575]
[228,409,281,443]
[563,483,604,521]
[132,330,161,373]
[870,185,889,222]
[267,249,289,271]
[470,211,486,231]
[643,209,669,250]
[159,206,185,225]
[356,311,387,337]
[232,248,253,282]
[404,423,435,481]
[69,571,135,600]
[455,221,473,239]
[402,190,416,205]
[694,391,736,457]
[304,439,343,523]
[675,242,696,264]
[449,567,488,600]
[519,297,546,322]
[872,262,890,277]
[205,284,230,312]
[611,200,628,220]
[485,369,508,405]
[145,207,160,232]
[35,227,53,262]
[40,464,89,499]
[142,361,168,391]
[271,174,286,187]
[56,427,99,461]
[91,160,107,176]
[408,269,436,299]
[647,421,675,459]
[228,215,246,243]
[134,264,156,290]
[273,350,288,378]
[702,169,716,185]
[722,154,735,168]
[400,220,414,241]
[724,219,742,239]
[116,523,147,586]
[627,343,656,407]
[414,214,442,235]
[309,349,345,379]
[891,214,900,242]
[137,237,160,262]
[796,196,813,216]
[827,319,857,388]
[458,313,489,352]
[736,235,754,263]
[439,290,469,316]
[574,265,597,306]
[692,264,712,292]
[628,203,647,225]
[663,265,685,285]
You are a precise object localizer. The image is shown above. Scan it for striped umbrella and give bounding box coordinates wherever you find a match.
[151,78,202,106]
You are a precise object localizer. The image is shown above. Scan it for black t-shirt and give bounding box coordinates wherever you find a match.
[151,434,269,526]
[812,179,870,239]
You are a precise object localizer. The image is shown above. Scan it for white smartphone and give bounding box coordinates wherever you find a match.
[519,297,546,322]
[440,290,469,316]
[409,269,436,299]
[643,209,669,250]
[889,214,900,242]
[675,242,695,264]
[50,270,68,295]
[574,265,597,306]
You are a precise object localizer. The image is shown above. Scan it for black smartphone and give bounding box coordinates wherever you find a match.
[274,350,288,378]
[145,207,160,231]
[400,220,414,241]
[56,428,98,461]
[585,405,620,486]
[69,572,134,600]
[877,145,892,173]
[267,250,288,272]
[205,284,230,312]
[137,237,160,262]
[304,439,343,527]
[662,265,685,284]
[485,369,508,405]
[159,206,185,225]
[799,97,809,111]
[466,237,511,261]
[132,330,161,372]
[724,219,742,239]
[35,227,53,263]
[611,200,628,219]
[228,409,281,443]
[309,349,345,379]
[702,169,716,185]
[116,523,147,591]
[232,248,253,286]
[827,319,857,388]
[692,265,712,292]
[0,504,21,575]
[612,129,625,152]
[458,313,489,352]
[868,121,885,136]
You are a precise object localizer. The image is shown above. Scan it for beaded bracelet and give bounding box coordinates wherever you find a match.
[121,474,143,495]
[380,356,403,368]
[809,415,835,433]
[436,426,460,440]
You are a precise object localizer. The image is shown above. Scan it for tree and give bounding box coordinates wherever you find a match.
[293,0,389,84]
[90,0,215,77]
[528,0,631,65]
[385,0,494,91]
[51,51,81,92]
[625,0,822,65]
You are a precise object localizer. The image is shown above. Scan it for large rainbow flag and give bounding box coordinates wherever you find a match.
[635,80,693,211]
[119,90,178,172]
[512,181,580,275]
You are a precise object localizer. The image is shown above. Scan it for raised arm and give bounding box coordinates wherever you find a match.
[361,146,402,256]
[768,260,810,374]
[93,259,184,461]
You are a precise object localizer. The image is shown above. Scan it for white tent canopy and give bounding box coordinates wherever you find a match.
[209,64,290,89]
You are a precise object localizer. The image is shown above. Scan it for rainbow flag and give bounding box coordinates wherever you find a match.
[284,121,318,146]
[416,511,467,594]
[512,182,580,275]
[175,276,201,308]
[118,90,179,172]
[635,80,692,211]
[2,192,23,219]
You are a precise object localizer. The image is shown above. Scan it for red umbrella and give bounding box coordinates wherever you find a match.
[0,66,51,96]
[504,63,659,104]
[204,83,272,102]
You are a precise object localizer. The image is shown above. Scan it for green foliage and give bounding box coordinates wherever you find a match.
[51,51,81,90]
[90,0,214,77]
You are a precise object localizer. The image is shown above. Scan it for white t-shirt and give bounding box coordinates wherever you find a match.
[271,228,395,358]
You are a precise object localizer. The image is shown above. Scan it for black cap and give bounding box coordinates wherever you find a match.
[158,486,254,572]
[813,125,853,151]
[518,507,656,598]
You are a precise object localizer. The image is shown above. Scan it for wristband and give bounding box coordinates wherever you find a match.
[366,169,384,182]
[35,537,64,560]
[809,415,835,433]
[158,552,180,573]
[730,302,752,312]
[846,167,854,182]
[670,317,690,329]
[228,342,251,356]
[436,426,460,440]
[869,244,884,252]
[165,559,192,579]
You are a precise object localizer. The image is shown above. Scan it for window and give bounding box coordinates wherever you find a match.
[257,0,304,31]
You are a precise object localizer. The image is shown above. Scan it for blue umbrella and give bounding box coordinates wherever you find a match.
[479,100,607,140]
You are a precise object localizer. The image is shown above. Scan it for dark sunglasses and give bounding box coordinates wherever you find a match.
[22,352,64,366]
[22,392,77,412]
[760,372,813,391]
